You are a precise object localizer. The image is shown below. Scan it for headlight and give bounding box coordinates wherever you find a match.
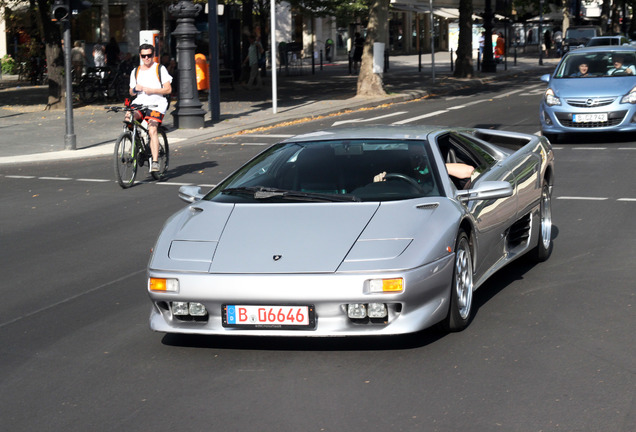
[544,88,561,106]
[621,86,636,104]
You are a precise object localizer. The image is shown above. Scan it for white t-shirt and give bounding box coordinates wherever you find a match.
[129,63,173,114]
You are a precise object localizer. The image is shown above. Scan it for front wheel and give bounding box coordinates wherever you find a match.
[532,182,553,262]
[443,229,474,332]
[151,128,170,181]
[114,131,138,188]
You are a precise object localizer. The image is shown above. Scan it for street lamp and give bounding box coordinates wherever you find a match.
[169,0,206,129]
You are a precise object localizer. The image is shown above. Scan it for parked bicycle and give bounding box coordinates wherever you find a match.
[106,103,169,188]
[80,65,128,104]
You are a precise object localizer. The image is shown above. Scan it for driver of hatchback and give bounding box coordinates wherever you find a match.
[607,55,636,75]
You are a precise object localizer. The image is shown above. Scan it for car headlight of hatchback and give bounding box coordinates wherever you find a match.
[621,86,636,104]
[544,88,561,106]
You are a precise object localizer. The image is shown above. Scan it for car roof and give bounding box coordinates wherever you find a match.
[281,125,452,143]
[564,45,636,55]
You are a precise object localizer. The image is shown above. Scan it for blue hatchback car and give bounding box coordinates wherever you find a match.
[540,46,636,142]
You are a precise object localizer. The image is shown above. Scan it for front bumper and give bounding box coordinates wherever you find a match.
[147,254,455,337]
[540,101,636,134]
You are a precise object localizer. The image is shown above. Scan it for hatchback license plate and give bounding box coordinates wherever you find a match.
[223,305,315,329]
[573,113,608,123]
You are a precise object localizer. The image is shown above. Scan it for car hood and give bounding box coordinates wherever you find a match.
[150,199,455,274]
[550,77,636,97]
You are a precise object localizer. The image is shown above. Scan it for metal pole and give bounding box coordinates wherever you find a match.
[270,0,277,114]
[62,19,76,150]
[539,0,544,66]
[430,0,435,81]
[207,0,220,122]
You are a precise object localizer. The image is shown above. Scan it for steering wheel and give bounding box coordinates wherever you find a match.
[384,173,422,190]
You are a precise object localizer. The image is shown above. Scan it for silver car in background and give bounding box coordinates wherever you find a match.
[147,126,554,338]
[540,46,636,142]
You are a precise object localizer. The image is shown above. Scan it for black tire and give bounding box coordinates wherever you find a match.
[532,182,553,262]
[443,229,474,332]
[113,77,129,102]
[542,132,559,144]
[79,79,98,104]
[151,128,169,181]
[114,131,138,188]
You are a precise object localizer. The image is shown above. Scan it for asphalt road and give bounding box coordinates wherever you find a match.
[1,75,634,432]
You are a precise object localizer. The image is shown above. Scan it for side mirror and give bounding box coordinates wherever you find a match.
[178,185,204,203]
[456,181,513,204]
[540,73,551,83]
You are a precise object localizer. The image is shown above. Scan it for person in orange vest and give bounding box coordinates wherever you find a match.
[195,53,209,92]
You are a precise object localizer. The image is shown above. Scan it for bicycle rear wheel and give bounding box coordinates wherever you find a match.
[114,131,138,188]
[78,79,98,104]
[151,128,170,180]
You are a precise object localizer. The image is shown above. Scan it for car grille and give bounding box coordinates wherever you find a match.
[555,110,627,128]
[566,97,615,108]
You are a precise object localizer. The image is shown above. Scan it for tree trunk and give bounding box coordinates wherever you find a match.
[356,0,388,97]
[35,0,64,109]
[453,0,474,78]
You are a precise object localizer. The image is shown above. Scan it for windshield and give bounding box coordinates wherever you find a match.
[205,139,443,203]
[565,28,598,40]
[553,50,636,78]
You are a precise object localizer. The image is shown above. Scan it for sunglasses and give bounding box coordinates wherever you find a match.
[140,53,153,58]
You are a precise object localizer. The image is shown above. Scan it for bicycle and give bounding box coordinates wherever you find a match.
[80,65,129,104]
[105,104,169,188]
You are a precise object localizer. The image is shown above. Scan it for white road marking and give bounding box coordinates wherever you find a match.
[332,111,408,127]
[38,177,73,181]
[5,175,36,179]
[573,147,607,150]
[392,110,449,125]
[244,134,294,138]
[241,142,270,146]
[77,178,111,183]
[617,198,636,202]
[557,196,609,201]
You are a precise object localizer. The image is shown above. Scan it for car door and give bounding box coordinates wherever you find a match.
[444,133,520,282]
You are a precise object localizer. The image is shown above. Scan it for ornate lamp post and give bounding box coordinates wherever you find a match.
[482,0,497,73]
[169,0,206,129]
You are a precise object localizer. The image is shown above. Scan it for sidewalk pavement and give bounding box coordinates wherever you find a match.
[0,53,558,165]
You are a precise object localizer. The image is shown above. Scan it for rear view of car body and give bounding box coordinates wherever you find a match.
[540,46,636,140]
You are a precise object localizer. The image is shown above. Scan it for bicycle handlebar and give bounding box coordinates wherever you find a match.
[104,104,158,113]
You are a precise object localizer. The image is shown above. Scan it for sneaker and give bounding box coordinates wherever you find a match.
[150,161,160,172]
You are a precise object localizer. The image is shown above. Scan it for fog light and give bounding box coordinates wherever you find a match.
[189,302,207,316]
[172,302,189,316]
[348,303,367,319]
[367,303,387,318]
[369,278,404,293]
[149,278,179,292]
[543,111,553,126]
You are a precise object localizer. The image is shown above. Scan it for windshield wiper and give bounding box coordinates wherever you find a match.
[222,186,360,202]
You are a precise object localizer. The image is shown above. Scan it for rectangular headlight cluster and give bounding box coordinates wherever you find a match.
[149,278,179,292]
[368,278,403,293]
[172,302,207,316]
[347,303,387,319]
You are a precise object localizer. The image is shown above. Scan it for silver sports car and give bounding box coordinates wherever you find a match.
[147,125,555,336]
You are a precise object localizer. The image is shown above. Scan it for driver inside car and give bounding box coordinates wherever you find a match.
[607,55,635,75]
[374,163,475,183]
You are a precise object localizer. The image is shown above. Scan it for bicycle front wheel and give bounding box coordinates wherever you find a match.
[114,131,138,188]
[151,128,170,181]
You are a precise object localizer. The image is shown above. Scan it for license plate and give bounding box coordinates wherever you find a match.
[573,113,608,123]
[223,305,315,329]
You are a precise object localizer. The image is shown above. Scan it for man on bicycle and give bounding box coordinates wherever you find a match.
[128,44,173,172]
